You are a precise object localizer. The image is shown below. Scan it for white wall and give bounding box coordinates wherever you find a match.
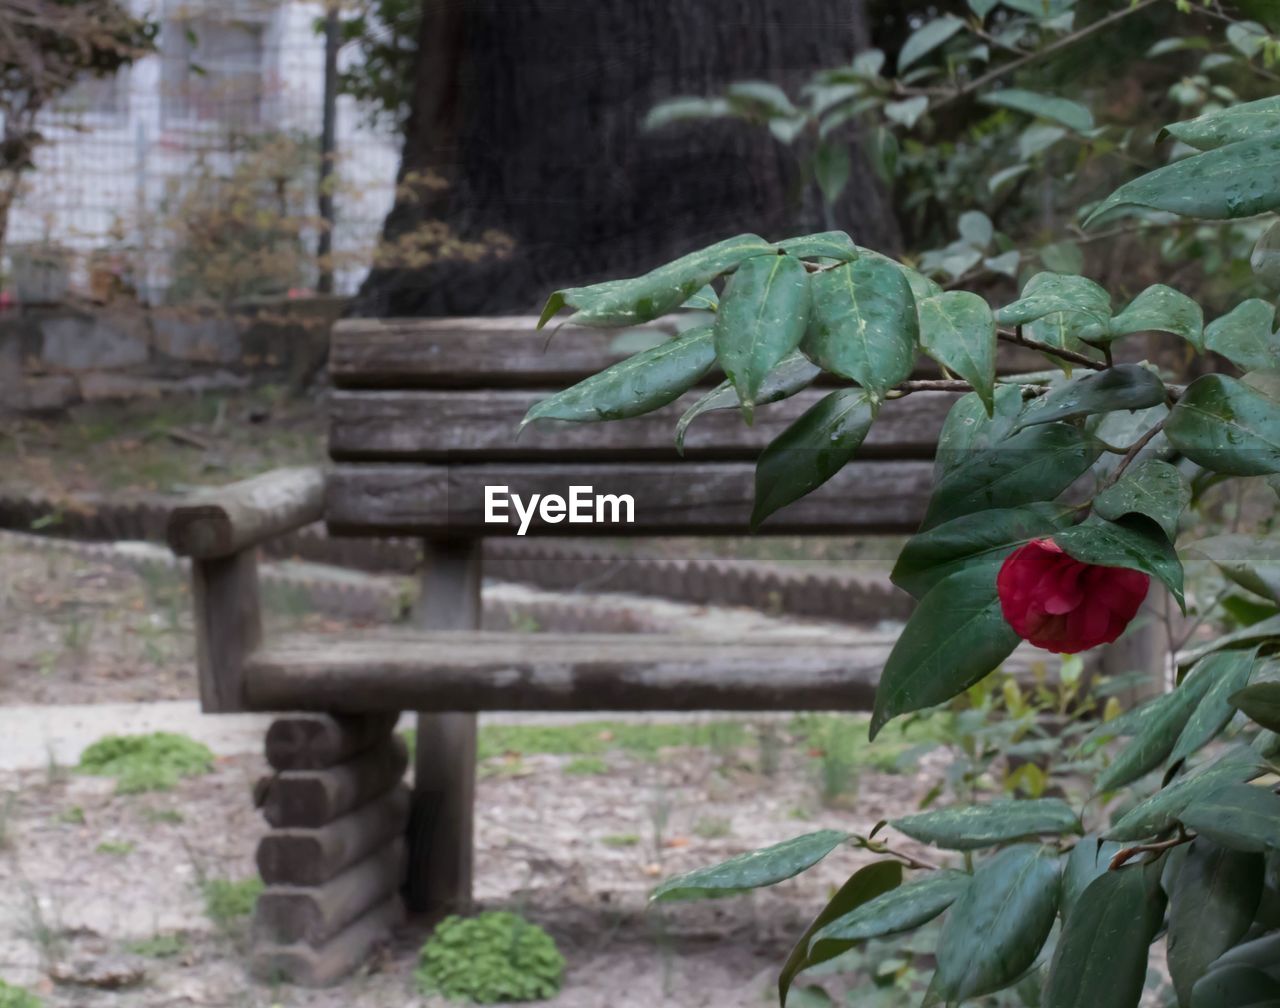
[5,0,401,300]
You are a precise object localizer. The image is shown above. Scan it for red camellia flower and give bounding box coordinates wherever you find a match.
[997,538,1150,654]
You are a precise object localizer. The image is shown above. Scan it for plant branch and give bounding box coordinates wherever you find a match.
[1108,827,1192,869]
[999,327,1107,371]
[929,0,1162,114]
[1106,417,1167,487]
[855,837,942,872]
[886,378,1048,398]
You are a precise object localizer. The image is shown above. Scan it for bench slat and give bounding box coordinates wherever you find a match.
[244,631,894,712]
[328,389,957,461]
[330,316,1045,389]
[325,460,934,536]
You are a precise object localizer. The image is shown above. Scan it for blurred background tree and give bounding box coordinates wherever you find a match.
[349,0,903,317]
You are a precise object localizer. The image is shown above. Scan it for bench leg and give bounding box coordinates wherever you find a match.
[406,712,477,914]
[405,538,482,915]
[250,713,408,986]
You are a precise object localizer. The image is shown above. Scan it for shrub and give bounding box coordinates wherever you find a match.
[415,911,565,1003]
[78,732,214,793]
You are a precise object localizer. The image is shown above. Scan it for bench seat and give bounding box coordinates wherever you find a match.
[243,630,897,712]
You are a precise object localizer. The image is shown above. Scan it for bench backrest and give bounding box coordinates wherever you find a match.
[326,316,1018,538]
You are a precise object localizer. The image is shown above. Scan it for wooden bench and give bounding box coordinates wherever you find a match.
[166,315,1033,985]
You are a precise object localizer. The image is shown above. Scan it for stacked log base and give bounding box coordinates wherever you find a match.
[251,714,409,986]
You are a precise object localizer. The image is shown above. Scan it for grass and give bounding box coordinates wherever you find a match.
[600,833,640,847]
[126,932,186,959]
[693,816,732,840]
[0,980,42,1008]
[56,805,85,826]
[78,732,214,794]
[563,756,610,775]
[140,807,184,825]
[95,840,134,857]
[473,720,749,760]
[202,878,263,927]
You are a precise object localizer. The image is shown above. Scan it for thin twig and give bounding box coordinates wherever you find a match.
[886,379,1048,398]
[1106,417,1167,487]
[857,838,942,872]
[1109,827,1192,870]
[930,0,1162,114]
[999,327,1107,371]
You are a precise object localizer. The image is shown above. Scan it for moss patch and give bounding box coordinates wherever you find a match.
[78,732,214,793]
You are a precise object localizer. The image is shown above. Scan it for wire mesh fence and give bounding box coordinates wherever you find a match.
[3,0,401,305]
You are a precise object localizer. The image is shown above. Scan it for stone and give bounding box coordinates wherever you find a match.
[39,314,148,371]
[152,313,241,364]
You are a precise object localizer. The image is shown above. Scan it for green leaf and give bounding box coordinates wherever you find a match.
[1205,299,1279,372]
[1107,752,1265,841]
[870,564,1022,738]
[1094,459,1188,542]
[1195,534,1280,603]
[995,272,1111,328]
[898,15,966,71]
[1180,783,1280,853]
[1020,124,1067,160]
[803,256,917,399]
[1180,614,1280,669]
[1167,95,1280,153]
[922,422,1102,529]
[933,384,1026,478]
[539,234,775,328]
[891,799,1081,851]
[725,80,798,118]
[884,95,928,128]
[1169,649,1259,765]
[957,210,994,249]
[1040,240,1084,275]
[891,502,1074,600]
[1191,964,1280,1008]
[1053,514,1185,610]
[644,96,732,131]
[651,830,849,901]
[714,253,811,419]
[1231,681,1280,732]
[1251,221,1280,290]
[778,861,902,1006]
[778,232,859,262]
[807,870,970,961]
[1015,365,1167,431]
[918,291,997,415]
[1060,836,1126,921]
[1166,373,1280,477]
[980,88,1094,131]
[520,326,716,429]
[1107,284,1205,351]
[1085,133,1280,227]
[1167,840,1265,1005]
[1095,686,1210,795]
[1044,863,1166,1008]
[751,389,878,528]
[814,142,851,207]
[933,845,1061,1001]
[681,284,719,311]
[674,352,821,455]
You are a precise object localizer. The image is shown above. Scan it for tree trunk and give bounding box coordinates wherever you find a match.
[354,0,900,318]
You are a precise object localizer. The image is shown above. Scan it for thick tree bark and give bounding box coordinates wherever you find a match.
[354,0,900,318]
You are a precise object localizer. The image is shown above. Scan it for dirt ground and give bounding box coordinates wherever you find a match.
[0,734,945,1008]
[0,519,949,1007]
